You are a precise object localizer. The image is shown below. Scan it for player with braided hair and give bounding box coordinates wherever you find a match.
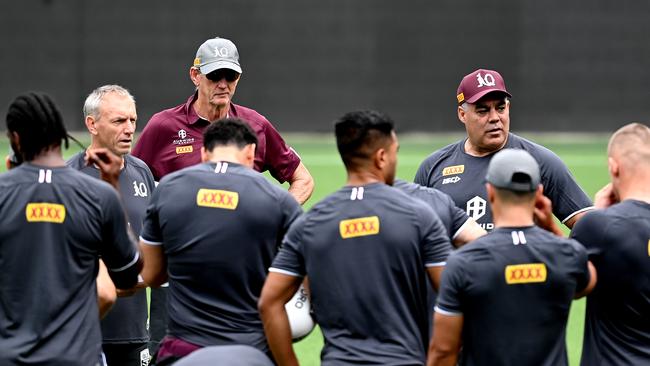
[0,92,141,366]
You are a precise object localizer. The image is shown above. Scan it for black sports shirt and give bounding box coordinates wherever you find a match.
[570,200,650,365]
[68,152,155,344]
[271,183,453,365]
[415,133,592,231]
[0,163,139,366]
[140,161,301,353]
[436,226,590,366]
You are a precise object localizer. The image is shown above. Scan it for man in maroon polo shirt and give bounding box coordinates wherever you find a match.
[132,37,314,358]
[132,37,314,204]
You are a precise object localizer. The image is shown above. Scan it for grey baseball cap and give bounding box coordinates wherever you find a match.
[193,37,242,75]
[486,149,540,192]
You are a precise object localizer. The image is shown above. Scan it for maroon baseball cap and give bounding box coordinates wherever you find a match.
[456,69,512,105]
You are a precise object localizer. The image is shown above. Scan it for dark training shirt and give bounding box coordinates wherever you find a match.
[67,152,155,344]
[436,226,590,366]
[271,183,453,365]
[140,162,301,353]
[570,200,650,365]
[0,164,139,366]
[415,133,592,231]
[394,179,470,240]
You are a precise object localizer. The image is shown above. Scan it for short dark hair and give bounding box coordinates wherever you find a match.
[203,118,258,151]
[5,92,70,162]
[335,110,395,170]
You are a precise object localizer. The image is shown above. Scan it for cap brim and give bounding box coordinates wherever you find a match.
[465,89,512,104]
[200,61,242,75]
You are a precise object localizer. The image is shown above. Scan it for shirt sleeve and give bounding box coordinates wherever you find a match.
[535,147,593,223]
[418,202,454,267]
[435,252,466,315]
[568,238,591,294]
[569,210,605,261]
[98,186,140,288]
[132,114,166,181]
[139,181,164,245]
[261,119,301,183]
[414,157,432,186]
[442,191,471,240]
[269,215,307,277]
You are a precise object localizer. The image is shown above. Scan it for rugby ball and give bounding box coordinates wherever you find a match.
[284,284,315,341]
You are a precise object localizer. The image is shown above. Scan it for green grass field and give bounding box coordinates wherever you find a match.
[0,132,611,365]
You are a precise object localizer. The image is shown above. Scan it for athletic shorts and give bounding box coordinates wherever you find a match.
[103,342,150,366]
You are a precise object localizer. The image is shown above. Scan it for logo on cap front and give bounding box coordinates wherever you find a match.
[505,263,547,284]
[214,47,229,57]
[340,216,380,239]
[476,72,496,87]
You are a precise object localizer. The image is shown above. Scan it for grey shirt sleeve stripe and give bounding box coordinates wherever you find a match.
[561,206,595,224]
[140,236,162,245]
[425,261,447,267]
[451,218,472,240]
[268,267,303,277]
[109,251,140,272]
[434,305,462,316]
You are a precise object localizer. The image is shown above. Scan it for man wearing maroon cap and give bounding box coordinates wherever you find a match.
[415,69,592,232]
[132,37,314,356]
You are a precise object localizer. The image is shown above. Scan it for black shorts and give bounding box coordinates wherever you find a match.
[103,342,150,366]
[149,287,169,354]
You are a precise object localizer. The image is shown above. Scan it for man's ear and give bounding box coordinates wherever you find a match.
[375,147,387,170]
[85,116,98,135]
[243,143,256,167]
[608,156,619,179]
[189,67,201,87]
[200,146,209,162]
[486,183,495,205]
[458,106,467,125]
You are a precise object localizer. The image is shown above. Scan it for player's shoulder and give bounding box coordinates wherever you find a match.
[146,100,188,127]
[507,133,561,163]
[65,151,86,170]
[394,179,451,203]
[231,103,270,127]
[124,154,155,178]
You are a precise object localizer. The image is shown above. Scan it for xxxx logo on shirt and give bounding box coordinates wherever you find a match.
[442,165,464,176]
[175,146,193,154]
[339,216,380,239]
[505,263,547,284]
[25,203,66,223]
[196,189,239,210]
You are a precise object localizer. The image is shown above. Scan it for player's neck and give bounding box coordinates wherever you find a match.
[617,183,650,204]
[194,99,229,122]
[346,171,384,186]
[492,206,535,228]
[29,147,66,167]
[87,141,126,169]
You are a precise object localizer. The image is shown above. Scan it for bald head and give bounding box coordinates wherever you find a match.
[608,123,650,169]
[606,123,650,202]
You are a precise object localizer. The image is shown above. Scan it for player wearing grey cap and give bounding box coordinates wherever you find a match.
[260,110,453,366]
[67,85,155,366]
[132,38,314,350]
[138,119,302,365]
[570,123,650,365]
[0,92,141,366]
[415,69,592,231]
[132,37,313,203]
[428,148,597,366]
